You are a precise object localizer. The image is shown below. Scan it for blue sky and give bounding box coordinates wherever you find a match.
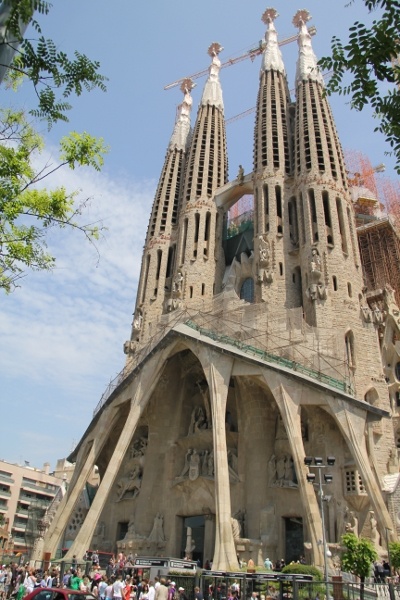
[0,1,397,471]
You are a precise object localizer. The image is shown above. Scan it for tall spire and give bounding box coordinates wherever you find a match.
[261,8,285,74]
[201,42,224,110]
[169,78,195,151]
[293,10,324,86]
[126,82,194,353]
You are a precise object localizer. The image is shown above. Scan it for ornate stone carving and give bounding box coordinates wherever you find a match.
[188,406,208,434]
[307,247,326,301]
[129,436,148,460]
[344,510,359,537]
[123,340,138,355]
[268,454,298,488]
[257,235,273,284]
[116,465,142,502]
[173,270,184,296]
[148,513,165,543]
[175,447,238,483]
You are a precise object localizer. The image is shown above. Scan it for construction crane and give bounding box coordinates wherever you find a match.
[164,26,316,91]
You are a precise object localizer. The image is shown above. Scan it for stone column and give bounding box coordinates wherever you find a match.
[272,382,325,568]
[201,353,238,571]
[64,346,172,560]
[44,440,97,557]
[330,400,396,541]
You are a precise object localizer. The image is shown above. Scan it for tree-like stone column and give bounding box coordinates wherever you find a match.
[44,440,97,558]
[330,400,397,542]
[200,350,238,571]
[272,382,325,569]
[64,346,172,560]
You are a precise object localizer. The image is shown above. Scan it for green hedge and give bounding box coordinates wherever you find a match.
[281,564,323,581]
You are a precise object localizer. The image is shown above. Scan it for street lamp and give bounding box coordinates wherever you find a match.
[304,456,335,598]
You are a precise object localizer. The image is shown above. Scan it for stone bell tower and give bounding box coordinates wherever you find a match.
[171,42,228,311]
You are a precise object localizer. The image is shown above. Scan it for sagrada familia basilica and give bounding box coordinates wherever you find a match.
[43,9,400,571]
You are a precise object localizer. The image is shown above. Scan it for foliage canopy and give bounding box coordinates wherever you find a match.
[318,0,400,174]
[341,533,378,580]
[0,0,109,291]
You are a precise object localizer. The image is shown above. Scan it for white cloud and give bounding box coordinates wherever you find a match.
[0,154,155,468]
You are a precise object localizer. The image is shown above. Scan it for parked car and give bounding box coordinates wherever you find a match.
[23,589,96,600]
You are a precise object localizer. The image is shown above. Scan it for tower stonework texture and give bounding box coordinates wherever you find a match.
[45,10,400,571]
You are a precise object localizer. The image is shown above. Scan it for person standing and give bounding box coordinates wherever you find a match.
[112,574,125,600]
[155,578,168,600]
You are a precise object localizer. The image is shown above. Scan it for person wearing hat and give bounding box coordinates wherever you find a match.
[178,587,187,600]
[167,582,176,600]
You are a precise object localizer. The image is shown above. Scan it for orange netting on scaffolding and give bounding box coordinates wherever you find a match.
[345,150,400,225]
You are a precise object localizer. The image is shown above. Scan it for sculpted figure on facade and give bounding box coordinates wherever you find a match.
[369,510,381,549]
[228,449,239,481]
[129,436,148,460]
[116,465,142,502]
[173,270,184,295]
[148,512,166,543]
[307,247,327,301]
[258,235,273,284]
[179,449,192,478]
[237,164,244,184]
[268,454,297,488]
[189,449,201,481]
[188,406,208,434]
[345,510,359,537]
[132,310,143,334]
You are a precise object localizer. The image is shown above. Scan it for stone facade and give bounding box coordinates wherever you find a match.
[44,9,399,572]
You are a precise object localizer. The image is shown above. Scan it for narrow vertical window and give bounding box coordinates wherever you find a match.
[166,245,175,279]
[141,254,151,303]
[288,197,299,246]
[180,218,188,265]
[276,185,283,234]
[308,189,318,242]
[193,213,200,258]
[345,331,356,368]
[336,197,348,254]
[332,275,338,291]
[204,211,211,257]
[322,191,333,245]
[264,185,270,233]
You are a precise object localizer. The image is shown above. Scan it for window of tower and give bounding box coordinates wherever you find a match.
[264,185,270,233]
[204,211,211,257]
[322,191,333,245]
[180,218,188,265]
[156,250,162,280]
[345,331,356,369]
[166,245,175,280]
[333,275,338,291]
[346,206,358,265]
[395,362,400,382]
[201,283,205,296]
[240,278,254,303]
[396,391,400,407]
[189,286,193,298]
[336,197,348,254]
[141,254,151,304]
[193,213,200,258]
[292,266,303,308]
[309,84,325,171]
[397,429,400,449]
[347,282,352,297]
[276,186,283,235]
[308,189,318,242]
[288,197,299,247]
[299,192,306,244]
[279,262,283,276]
